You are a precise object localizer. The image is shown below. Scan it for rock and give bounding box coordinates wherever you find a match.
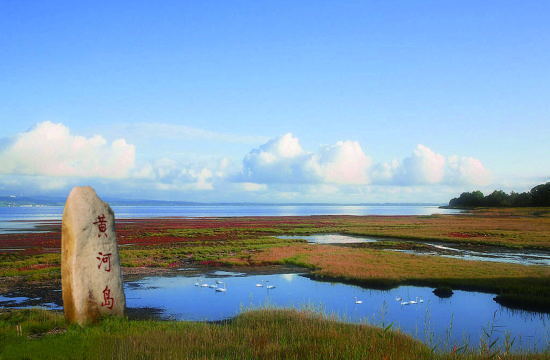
[62,186,126,325]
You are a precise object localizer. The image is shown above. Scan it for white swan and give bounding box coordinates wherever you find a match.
[418,297,424,303]
[265,280,275,289]
[354,297,363,304]
[395,296,402,301]
[216,280,224,284]
[194,279,201,286]
[400,300,410,306]
[216,283,226,292]
[209,283,217,288]
[409,297,418,305]
[256,280,264,287]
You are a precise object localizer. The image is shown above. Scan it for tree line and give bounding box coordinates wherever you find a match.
[448,181,550,208]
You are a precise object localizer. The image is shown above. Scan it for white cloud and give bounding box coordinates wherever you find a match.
[445,155,491,186]
[373,144,490,187]
[241,182,268,192]
[184,168,214,190]
[240,137,491,191]
[241,133,311,183]
[312,141,372,184]
[241,134,372,185]
[394,144,446,185]
[0,123,495,203]
[0,121,135,178]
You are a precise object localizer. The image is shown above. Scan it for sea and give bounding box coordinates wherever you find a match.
[0,204,463,234]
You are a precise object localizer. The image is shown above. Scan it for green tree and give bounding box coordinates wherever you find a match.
[449,190,485,207]
[530,182,550,206]
[483,190,509,207]
[509,191,532,207]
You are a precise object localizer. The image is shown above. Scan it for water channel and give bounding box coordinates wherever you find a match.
[278,234,550,266]
[1,268,548,352]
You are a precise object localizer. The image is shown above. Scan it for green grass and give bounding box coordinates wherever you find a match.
[0,253,60,281]
[0,308,547,360]
[119,236,307,267]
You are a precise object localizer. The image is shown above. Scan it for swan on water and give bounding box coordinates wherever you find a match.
[354,297,363,304]
[216,284,226,292]
[256,280,264,287]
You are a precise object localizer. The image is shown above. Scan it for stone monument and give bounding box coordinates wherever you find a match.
[62,186,126,325]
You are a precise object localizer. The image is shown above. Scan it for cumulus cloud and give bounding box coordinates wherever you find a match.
[241,133,311,183]
[0,122,493,202]
[0,121,135,178]
[131,158,219,191]
[241,136,491,190]
[373,144,490,187]
[241,134,372,185]
[394,144,446,185]
[445,155,491,186]
[312,141,372,184]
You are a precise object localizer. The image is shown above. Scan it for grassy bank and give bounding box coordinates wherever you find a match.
[1,308,546,360]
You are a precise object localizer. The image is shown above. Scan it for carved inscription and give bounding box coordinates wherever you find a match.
[61,186,126,325]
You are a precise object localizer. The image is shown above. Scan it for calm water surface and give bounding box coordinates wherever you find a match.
[3,270,546,351]
[124,271,549,351]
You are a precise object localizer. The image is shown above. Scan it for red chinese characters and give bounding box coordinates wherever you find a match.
[96,252,112,272]
[101,285,114,310]
[93,214,108,238]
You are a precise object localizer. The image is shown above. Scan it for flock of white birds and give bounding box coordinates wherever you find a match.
[193,278,277,293]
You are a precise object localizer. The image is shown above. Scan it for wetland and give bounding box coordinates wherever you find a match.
[1,208,550,358]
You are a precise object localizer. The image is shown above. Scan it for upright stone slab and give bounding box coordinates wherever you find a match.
[62,186,126,325]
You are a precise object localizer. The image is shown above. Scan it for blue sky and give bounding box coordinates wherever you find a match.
[1,1,549,203]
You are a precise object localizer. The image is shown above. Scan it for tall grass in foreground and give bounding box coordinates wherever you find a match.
[1,308,547,360]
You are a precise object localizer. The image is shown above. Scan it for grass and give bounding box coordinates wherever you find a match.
[1,307,547,360]
[336,213,550,249]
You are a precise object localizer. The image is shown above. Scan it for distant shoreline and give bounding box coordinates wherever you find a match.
[0,199,443,208]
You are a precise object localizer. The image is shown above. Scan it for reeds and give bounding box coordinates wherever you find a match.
[1,307,548,359]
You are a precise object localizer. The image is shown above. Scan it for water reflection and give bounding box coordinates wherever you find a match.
[1,269,548,351]
[124,270,549,351]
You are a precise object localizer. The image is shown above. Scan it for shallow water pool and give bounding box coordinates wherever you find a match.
[124,270,549,352]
